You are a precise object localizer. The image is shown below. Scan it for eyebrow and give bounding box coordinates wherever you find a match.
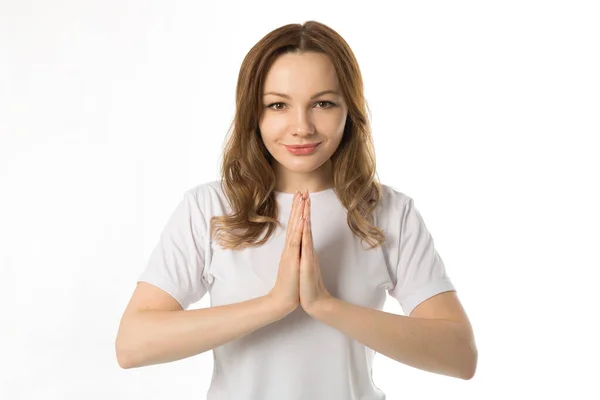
[262,90,341,100]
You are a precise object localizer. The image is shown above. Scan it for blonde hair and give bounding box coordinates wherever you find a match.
[210,20,386,251]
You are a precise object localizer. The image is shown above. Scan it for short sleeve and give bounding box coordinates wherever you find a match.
[387,197,456,316]
[137,191,209,310]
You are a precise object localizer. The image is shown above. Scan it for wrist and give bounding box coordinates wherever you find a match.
[264,294,296,319]
[306,296,336,319]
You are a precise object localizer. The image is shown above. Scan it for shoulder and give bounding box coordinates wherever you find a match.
[184,180,224,199]
[182,179,230,216]
[377,183,413,214]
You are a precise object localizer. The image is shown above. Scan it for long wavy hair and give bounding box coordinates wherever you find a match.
[210,20,386,251]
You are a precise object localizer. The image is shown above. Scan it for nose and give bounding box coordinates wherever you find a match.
[292,108,316,136]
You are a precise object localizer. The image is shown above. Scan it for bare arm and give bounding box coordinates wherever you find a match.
[307,295,477,380]
[115,285,288,369]
[116,192,306,369]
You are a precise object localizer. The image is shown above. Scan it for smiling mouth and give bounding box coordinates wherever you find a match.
[283,143,321,155]
[283,143,322,149]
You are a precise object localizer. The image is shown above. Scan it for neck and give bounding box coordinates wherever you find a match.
[273,160,334,194]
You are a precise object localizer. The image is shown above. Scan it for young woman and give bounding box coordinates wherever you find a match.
[116,20,477,399]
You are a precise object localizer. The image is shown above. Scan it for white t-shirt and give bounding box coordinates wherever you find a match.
[138,180,456,399]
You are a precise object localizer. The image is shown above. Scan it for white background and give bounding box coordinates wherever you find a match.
[1,0,599,398]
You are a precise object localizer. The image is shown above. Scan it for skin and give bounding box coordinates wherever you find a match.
[258,51,349,194]
[260,52,477,380]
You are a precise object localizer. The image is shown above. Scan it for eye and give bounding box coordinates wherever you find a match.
[266,102,286,111]
[316,101,336,109]
[265,101,337,111]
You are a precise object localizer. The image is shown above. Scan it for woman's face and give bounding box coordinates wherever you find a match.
[258,51,348,177]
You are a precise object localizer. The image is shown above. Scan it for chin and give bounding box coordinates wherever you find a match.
[280,157,327,173]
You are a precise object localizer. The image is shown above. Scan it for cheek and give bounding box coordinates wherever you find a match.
[319,111,347,138]
[258,118,276,138]
[259,129,285,151]
[260,115,287,134]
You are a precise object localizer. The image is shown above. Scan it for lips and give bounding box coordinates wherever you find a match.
[284,143,321,149]
[284,142,321,155]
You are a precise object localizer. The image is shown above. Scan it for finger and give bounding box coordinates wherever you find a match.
[285,190,303,242]
[292,191,305,235]
[301,192,312,260]
[288,192,305,252]
[285,191,299,236]
[307,193,313,242]
[307,192,313,248]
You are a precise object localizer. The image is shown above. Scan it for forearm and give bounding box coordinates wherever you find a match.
[309,298,477,379]
[116,295,287,369]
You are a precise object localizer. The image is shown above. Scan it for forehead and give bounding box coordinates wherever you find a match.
[263,52,339,93]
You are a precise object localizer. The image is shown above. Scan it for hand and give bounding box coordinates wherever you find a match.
[299,189,333,315]
[267,190,304,317]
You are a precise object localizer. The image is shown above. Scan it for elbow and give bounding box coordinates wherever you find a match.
[461,346,478,380]
[456,325,478,380]
[115,315,143,369]
[115,335,138,369]
[115,341,132,369]
[116,352,133,369]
